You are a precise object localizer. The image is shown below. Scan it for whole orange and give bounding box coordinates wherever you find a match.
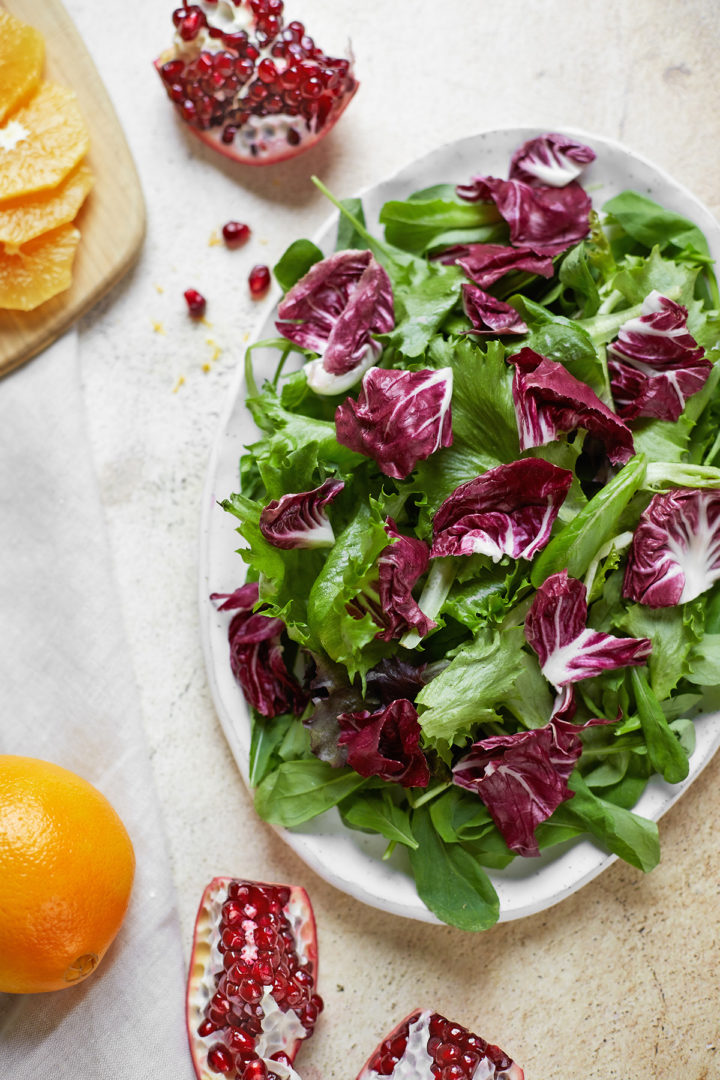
[0,755,135,993]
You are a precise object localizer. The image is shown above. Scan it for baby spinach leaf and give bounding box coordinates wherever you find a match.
[274,239,324,293]
[341,792,418,850]
[248,712,294,787]
[409,808,500,931]
[562,771,660,871]
[630,669,689,783]
[254,760,367,827]
[379,195,501,255]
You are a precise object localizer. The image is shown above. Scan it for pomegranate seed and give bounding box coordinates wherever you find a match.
[207,1044,234,1074]
[184,288,206,317]
[441,1067,465,1080]
[227,1029,255,1054]
[287,19,304,39]
[435,1044,461,1067]
[222,221,251,247]
[246,44,260,60]
[257,58,278,84]
[243,1061,267,1080]
[286,128,301,146]
[161,58,185,81]
[461,1052,480,1073]
[197,1019,219,1037]
[179,11,204,40]
[271,1054,291,1067]
[239,978,262,1003]
[249,265,270,297]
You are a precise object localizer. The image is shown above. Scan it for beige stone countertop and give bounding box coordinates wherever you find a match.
[58,1,720,1077]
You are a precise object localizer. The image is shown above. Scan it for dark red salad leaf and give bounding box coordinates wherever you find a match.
[431,458,572,561]
[337,698,430,788]
[608,290,711,421]
[259,479,344,549]
[434,243,555,289]
[508,347,635,465]
[524,570,652,689]
[461,283,528,335]
[335,366,453,479]
[624,488,720,607]
[509,132,596,188]
[275,250,394,394]
[211,584,307,717]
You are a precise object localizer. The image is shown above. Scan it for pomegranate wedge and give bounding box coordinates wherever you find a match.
[155,1,358,166]
[187,878,322,1080]
[358,1010,524,1080]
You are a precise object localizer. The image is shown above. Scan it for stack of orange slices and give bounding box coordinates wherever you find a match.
[0,10,93,311]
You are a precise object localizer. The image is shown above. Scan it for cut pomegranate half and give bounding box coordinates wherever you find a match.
[155,1,358,166]
[357,1010,524,1080]
[187,877,323,1080]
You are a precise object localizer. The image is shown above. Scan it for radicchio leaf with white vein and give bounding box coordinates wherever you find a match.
[608,290,711,421]
[337,698,430,787]
[456,176,592,254]
[524,570,652,689]
[508,132,596,188]
[275,250,395,395]
[508,347,635,465]
[452,711,614,857]
[335,366,453,479]
[431,459,572,561]
[435,243,555,288]
[259,479,344,549]
[461,283,528,335]
[211,584,307,717]
[623,488,720,607]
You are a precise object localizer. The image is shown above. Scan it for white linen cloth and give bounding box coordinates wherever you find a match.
[0,332,194,1079]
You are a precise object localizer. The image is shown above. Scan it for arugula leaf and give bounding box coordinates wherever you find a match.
[336,197,369,251]
[409,807,500,931]
[558,240,601,316]
[416,627,526,744]
[341,791,418,850]
[254,759,367,826]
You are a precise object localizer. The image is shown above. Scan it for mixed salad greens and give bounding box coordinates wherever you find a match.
[215,132,720,931]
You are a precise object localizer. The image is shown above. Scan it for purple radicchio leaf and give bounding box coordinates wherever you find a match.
[434,243,555,289]
[623,488,720,607]
[461,283,528,336]
[376,518,436,641]
[275,250,395,395]
[456,175,592,254]
[335,366,453,480]
[337,698,431,788]
[508,347,635,466]
[452,711,614,857]
[524,570,652,689]
[211,584,307,717]
[259,479,344,550]
[431,458,573,562]
[508,132,596,188]
[608,290,711,422]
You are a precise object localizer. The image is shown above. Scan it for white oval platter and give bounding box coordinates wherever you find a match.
[199,128,720,924]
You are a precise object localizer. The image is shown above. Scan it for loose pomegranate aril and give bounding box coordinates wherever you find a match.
[249,265,271,297]
[155,0,358,165]
[186,878,321,1080]
[358,1011,524,1080]
[184,288,207,317]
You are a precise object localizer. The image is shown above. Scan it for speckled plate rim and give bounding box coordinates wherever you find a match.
[199,126,720,925]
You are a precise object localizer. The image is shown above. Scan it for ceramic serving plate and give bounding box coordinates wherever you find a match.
[199,128,720,924]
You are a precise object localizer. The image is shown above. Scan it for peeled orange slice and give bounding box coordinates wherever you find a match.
[0,11,45,124]
[0,163,93,249]
[0,224,80,310]
[0,82,89,200]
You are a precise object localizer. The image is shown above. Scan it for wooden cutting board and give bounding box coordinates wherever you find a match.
[0,0,145,377]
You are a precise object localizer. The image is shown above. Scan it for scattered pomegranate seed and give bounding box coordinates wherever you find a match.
[184,288,207,317]
[248,265,271,297]
[222,221,251,247]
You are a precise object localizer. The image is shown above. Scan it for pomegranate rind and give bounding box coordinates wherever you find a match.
[186,876,319,1080]
[356,1009,524,1080]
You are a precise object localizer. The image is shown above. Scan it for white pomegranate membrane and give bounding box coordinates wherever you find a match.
[156,0,357,164]
[187,879,322,1080]
[360,1010,524,1080]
